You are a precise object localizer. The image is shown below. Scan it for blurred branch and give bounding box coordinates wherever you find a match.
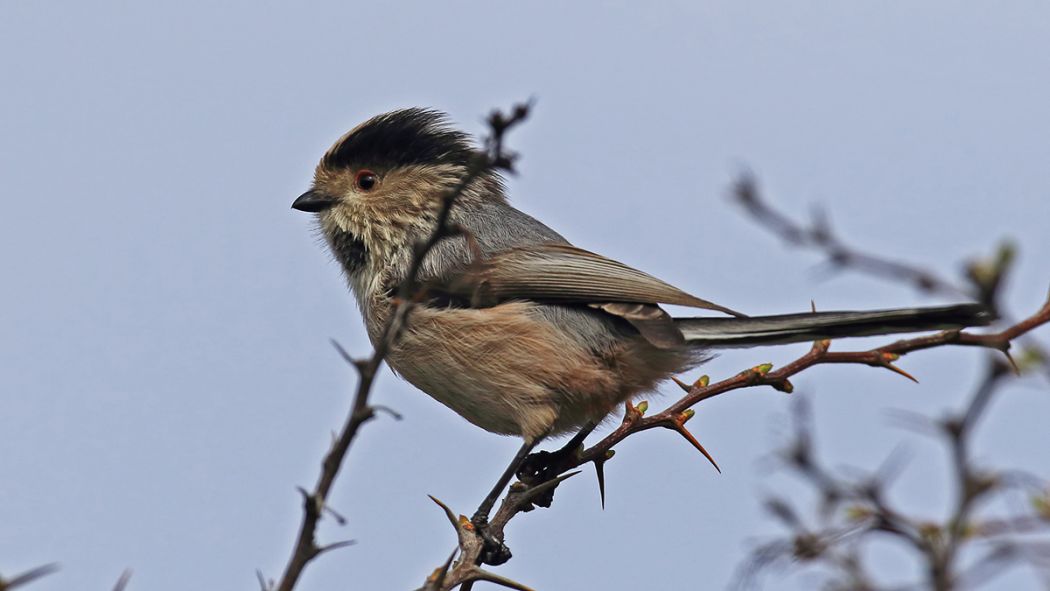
[730,173,1050,380]
[0,565,59,591]
[268,101,533,591]
[732,356,1050,590]
[731,173,973,301]
[112,570,132,591]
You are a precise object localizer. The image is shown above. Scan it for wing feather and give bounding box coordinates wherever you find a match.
[442,244,745,317]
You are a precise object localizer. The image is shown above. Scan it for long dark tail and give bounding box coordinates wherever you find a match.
[674,303,994,348]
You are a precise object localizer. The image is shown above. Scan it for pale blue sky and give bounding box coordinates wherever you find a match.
[2,2,1049,589]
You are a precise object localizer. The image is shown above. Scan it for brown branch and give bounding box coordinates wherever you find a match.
[574,293,1050,470]
[270,101,533,591]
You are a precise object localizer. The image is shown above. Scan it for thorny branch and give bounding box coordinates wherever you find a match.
[733,356,1050,590]
[416,176,1049,591]
[264,101,533,591]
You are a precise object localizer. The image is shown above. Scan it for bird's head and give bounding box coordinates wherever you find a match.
[293,108,505,276]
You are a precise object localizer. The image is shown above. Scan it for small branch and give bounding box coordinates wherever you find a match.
[0,564,60,591]
[575,294,1050,470]
[731,174,970,299]
[734,333,1050,590]
[111,569,133,591]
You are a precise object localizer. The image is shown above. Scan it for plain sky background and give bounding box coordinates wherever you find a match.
[2,1,1049,589]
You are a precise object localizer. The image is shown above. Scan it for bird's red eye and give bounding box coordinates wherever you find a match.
[355,170,378,191]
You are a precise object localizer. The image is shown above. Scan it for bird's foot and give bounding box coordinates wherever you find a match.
[514,446,580,509]
[469,513,512,566]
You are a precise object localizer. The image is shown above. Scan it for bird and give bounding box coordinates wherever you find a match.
[292,107,992,532]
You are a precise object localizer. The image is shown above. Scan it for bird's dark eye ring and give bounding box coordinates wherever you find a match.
[355,170,378,192]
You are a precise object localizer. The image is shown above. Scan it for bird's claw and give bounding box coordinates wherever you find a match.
[470,514,512,566]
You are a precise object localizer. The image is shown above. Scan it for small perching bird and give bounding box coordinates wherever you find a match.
[292,107,991,527]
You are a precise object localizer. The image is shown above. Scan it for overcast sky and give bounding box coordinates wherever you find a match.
[2,2,1049,590]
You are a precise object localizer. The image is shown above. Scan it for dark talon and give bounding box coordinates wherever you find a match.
[516,447,578,485]
[470,514,513,566]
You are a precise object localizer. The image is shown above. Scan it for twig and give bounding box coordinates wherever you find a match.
[574,294,1050,471]
[731,173,969,299]
[0,565,59,591]
[111,569,133,591]
[734,348,1050,589]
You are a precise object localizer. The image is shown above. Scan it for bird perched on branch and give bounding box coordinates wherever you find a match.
[292,107,992,533]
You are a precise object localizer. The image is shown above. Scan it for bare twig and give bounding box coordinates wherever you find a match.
[111,569,133,591]
[731,173,970,299]
[735,353,1050,590]
[0,565,59,591]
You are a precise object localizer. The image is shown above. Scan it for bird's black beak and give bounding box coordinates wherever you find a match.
[291,190,338,212]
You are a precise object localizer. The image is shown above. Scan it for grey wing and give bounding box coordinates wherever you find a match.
[421,201,744,349]
[443,243,744,317]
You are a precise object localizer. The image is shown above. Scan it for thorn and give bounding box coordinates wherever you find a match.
[1002,349,1021,376]
[317,539,357,554]
[884,362,919,383]
[323,502,348,525]
[668,416,721,473]
[372,404,404,420]
[469,566,536,591]
[671,376,691,392]
[256,569,273,591]
[592,450,615,510]
[427,495,461,530]
[811,300,817,313]
[594,459,607,509]
[426,548,458,589]
[518,470,582,506]
[330,338,353,363]
[329,339,372,376]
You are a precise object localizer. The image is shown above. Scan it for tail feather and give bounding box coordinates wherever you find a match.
[674,303,994,348]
